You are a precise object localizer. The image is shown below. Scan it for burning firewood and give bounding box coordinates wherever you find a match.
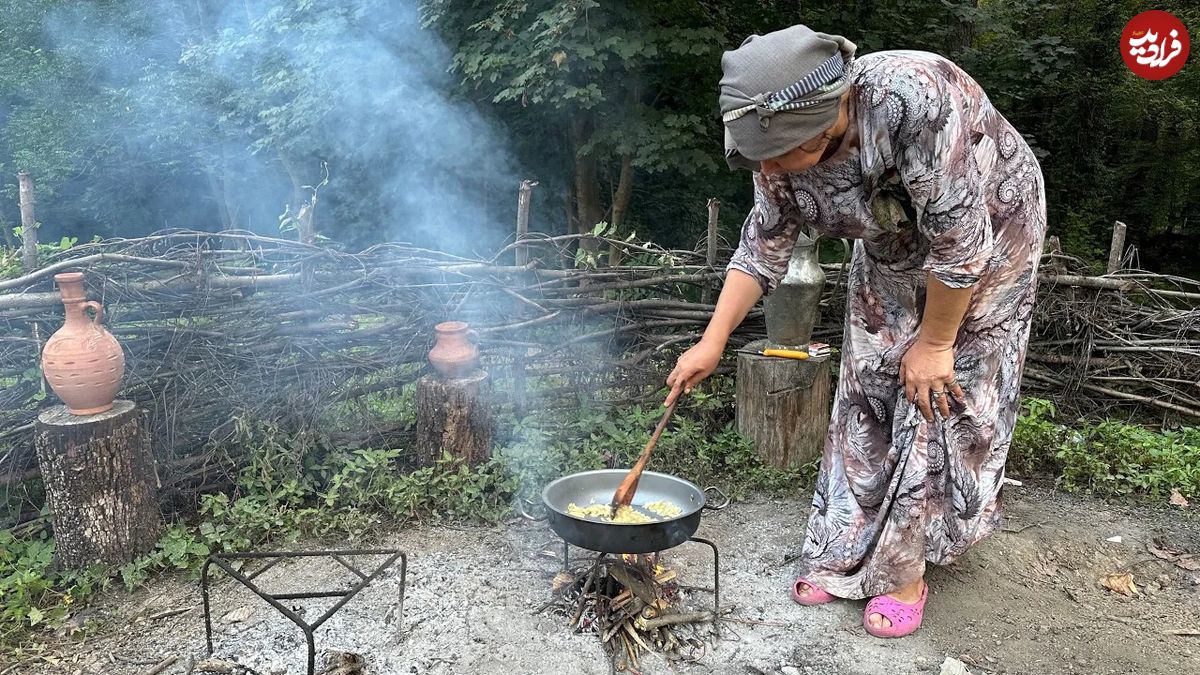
[539,554,716,670]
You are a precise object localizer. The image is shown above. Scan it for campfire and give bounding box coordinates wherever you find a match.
[541,552,716,672]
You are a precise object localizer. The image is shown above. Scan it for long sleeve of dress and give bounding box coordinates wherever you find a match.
[889,66,994,289]
[726,171,807,295]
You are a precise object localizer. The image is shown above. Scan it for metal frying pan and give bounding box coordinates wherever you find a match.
[530,469,728,554]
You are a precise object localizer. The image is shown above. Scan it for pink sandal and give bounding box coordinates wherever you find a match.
[791,577,837,606]
[863,582,928,638]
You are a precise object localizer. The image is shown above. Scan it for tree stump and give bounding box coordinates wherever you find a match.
[34,400,160,569]
[736,340,832,470]
[415,370,492,466]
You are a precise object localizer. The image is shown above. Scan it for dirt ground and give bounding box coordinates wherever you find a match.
[7,484,1199,675]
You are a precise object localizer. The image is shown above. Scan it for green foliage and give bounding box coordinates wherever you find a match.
[500,377,815,501]
[0,529,109,647]
[1010,398,1200,499]
[1056,423,1200,499]
[1008,397,1069,476]
[0,234,81,280]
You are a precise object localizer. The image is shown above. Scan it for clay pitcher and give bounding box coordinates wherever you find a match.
[428,321,479,378]
[41,272,125,415]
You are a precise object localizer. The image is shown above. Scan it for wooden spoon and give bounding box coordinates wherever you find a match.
[610,398,680,514]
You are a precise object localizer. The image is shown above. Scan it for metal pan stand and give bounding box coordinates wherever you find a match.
[201,548,407,675]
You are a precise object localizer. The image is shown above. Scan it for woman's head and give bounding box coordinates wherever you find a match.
[758,95,849,175]
[719,25,855,173]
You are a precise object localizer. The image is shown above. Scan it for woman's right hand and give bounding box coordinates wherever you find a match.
[665,339,724,405]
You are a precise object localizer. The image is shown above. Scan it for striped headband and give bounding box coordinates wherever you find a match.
[720,53,847,127]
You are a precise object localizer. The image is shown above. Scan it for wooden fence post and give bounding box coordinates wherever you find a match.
[702,198,720,304]
[512,180,537,418]
[516,180,536,267]
[18,172,38,272]
[296,201,315,246]
[1107,221,1127,275]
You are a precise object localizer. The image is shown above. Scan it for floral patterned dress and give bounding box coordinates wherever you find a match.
[727,50,1046,598]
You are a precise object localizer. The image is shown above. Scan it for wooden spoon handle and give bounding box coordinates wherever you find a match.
[611,398,680,509]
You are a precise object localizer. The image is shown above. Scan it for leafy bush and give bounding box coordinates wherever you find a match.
[0,530,108,647]
[1056,423,1200,499]
[1008,397,1070,475]
[0,235,89,280]
[1010,398,1200,499]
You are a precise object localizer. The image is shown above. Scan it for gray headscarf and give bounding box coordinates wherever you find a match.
[719,25,857,171]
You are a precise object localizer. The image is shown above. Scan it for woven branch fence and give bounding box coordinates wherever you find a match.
[0,226,1197,521]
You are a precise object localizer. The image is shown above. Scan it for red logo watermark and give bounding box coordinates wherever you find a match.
[1121,10,1189,80]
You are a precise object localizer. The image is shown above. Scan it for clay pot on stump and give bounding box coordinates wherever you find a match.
[427,321,479,379]
[41,272,125,415]
[417,321,491,466]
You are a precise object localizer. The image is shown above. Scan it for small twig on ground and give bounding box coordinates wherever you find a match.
[146,606,194,621]
[637,611,714,631]
[192,658,247,674]
[1002,521,1044,534]
[141,655,179,675]
[721,617,791,627]
[780,550,803,566]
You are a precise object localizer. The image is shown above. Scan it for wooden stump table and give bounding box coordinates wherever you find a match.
[34,400,160,568]
[735,340,832,470]
[415,370,492,466]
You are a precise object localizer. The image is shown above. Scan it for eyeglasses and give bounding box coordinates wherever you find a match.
[796,131,834,154]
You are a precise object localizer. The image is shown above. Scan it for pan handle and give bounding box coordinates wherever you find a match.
[702,486,731,511]
[517,497,549,522]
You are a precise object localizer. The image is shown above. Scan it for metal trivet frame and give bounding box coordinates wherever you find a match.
[201,548,408,675]
[560,536,721,635]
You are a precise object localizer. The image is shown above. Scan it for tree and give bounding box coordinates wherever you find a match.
[426,0,725,257]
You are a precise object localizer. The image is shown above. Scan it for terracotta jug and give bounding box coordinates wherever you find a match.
[428,321,478,378]
[41,272,125,415]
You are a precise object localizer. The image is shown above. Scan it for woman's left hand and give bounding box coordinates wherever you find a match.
[900,339,965,421]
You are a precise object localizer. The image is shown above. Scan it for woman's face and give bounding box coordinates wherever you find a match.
[758,133,832,175]
[758,94,848,175]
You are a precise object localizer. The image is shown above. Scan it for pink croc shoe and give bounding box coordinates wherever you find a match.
[863,582,928,638]
[791,577,837,606]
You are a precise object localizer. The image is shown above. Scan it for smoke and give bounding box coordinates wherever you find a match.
[22,0,517,255]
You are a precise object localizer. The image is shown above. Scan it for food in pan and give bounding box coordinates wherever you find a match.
[644,500,683,518]
[566,499,683,523]
[567,503,652,523]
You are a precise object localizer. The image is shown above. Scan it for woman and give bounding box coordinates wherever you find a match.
[666,25,1046,638]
